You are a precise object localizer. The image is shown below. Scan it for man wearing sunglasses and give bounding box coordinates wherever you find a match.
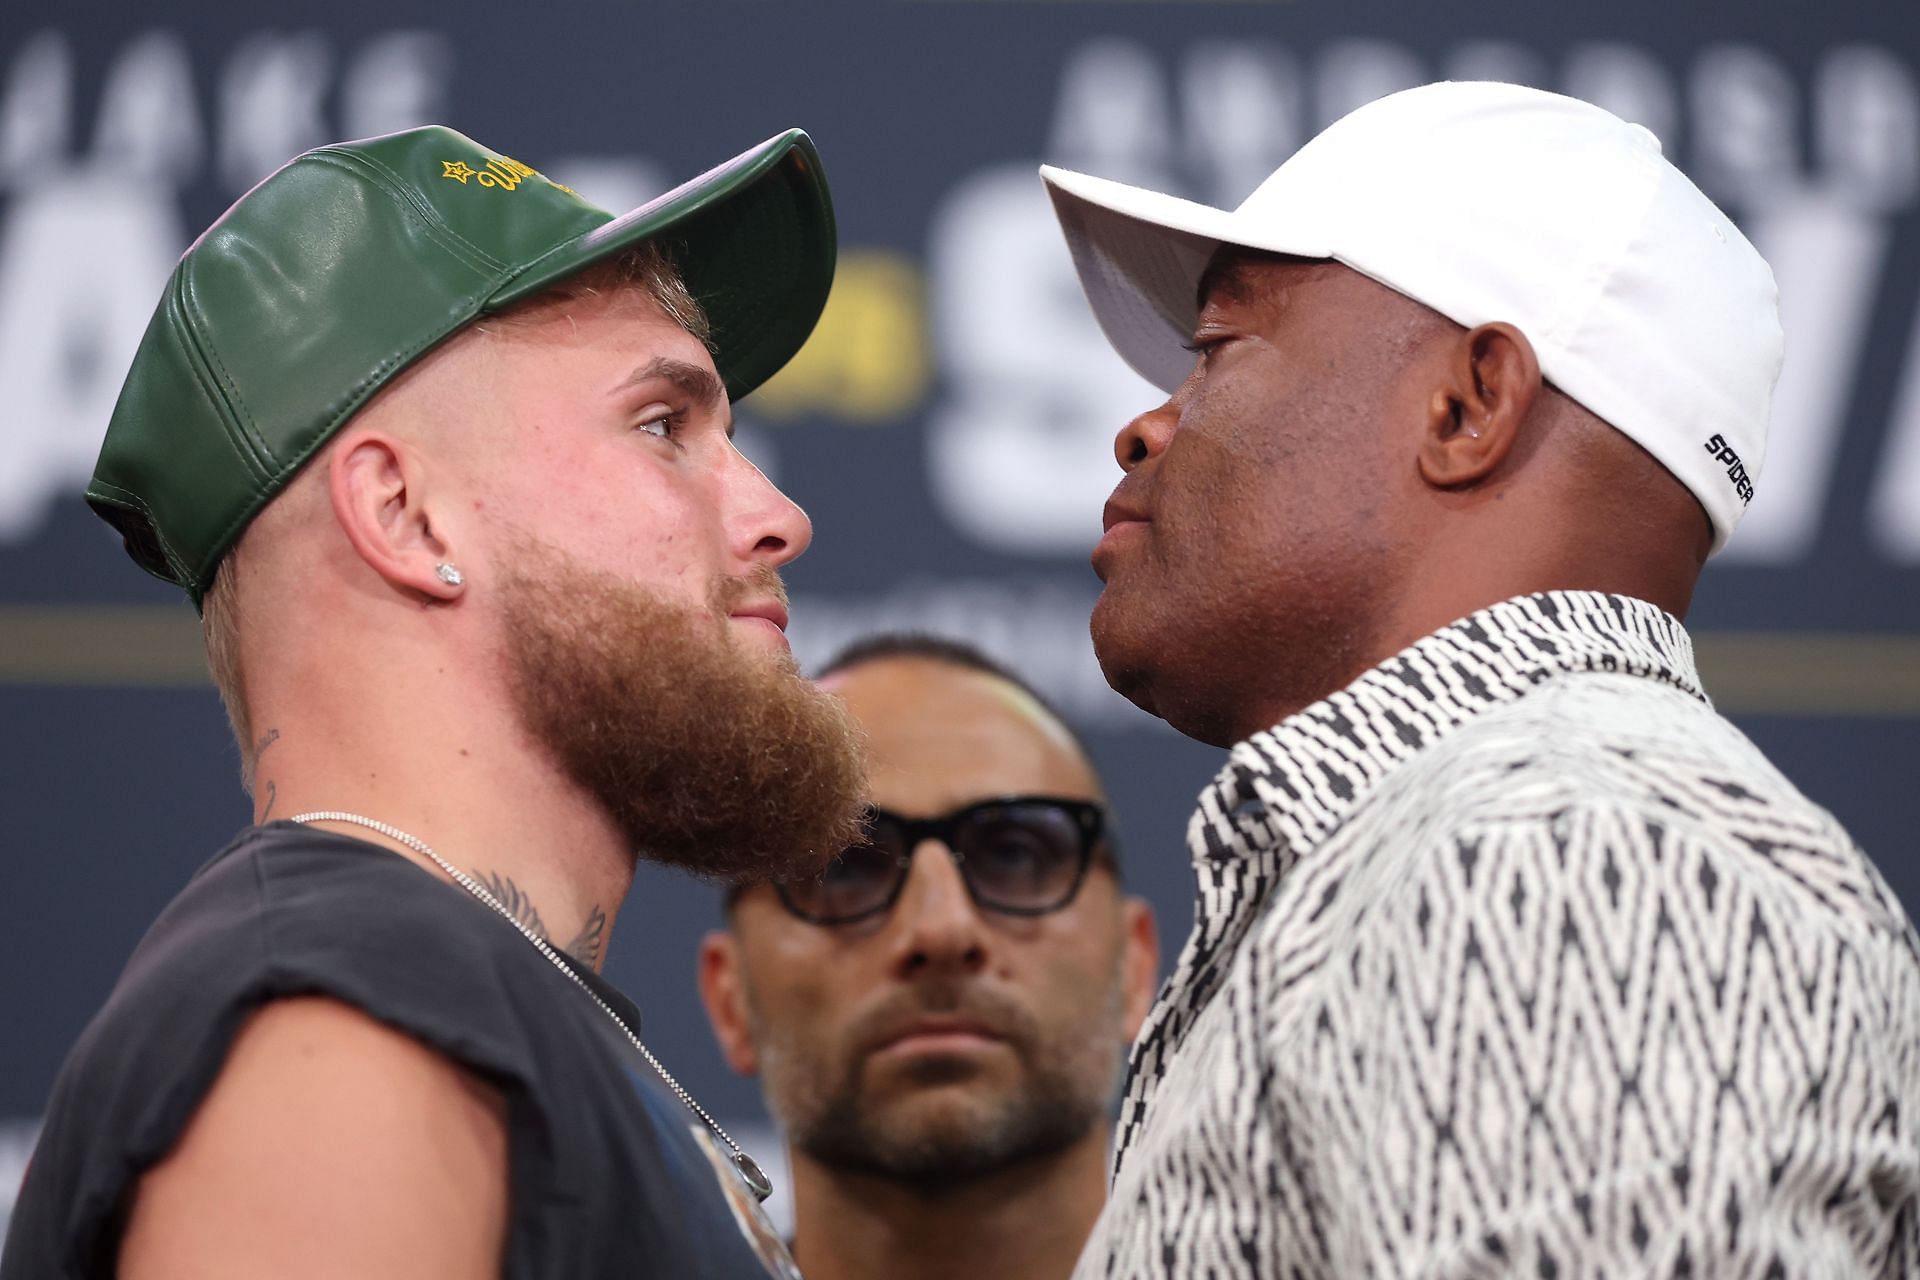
[699,635,1159,1280]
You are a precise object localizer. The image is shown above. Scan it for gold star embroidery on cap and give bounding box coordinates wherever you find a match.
[441,160,477,184]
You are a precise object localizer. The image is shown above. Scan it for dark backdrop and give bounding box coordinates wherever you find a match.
[3,0,1917,1235]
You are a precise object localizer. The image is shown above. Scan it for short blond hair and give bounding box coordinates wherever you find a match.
[476,240,712,344]
[200,242,712,792]
[201,550,254,785]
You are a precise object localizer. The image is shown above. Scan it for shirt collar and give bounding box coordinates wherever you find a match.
[1110,592,1703,1174]
[1188,591,1705,889]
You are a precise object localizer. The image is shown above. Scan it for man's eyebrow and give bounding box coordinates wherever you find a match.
[1195,256,1253,312]
[616,356,726,415]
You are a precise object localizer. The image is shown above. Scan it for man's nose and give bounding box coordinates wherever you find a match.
[888,841,988,980]
[1114,399,1177,472]
[727,446,814,568]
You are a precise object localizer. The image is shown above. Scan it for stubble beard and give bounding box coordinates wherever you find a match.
[770,980,1122,1194]
[500,542,867,883]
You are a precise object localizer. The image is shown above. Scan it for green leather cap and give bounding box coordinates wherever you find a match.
[88,125,836,608]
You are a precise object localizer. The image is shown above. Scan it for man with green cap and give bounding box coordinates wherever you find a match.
[1,125,867,1279]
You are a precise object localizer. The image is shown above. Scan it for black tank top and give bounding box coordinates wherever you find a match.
[2,823,797,1278]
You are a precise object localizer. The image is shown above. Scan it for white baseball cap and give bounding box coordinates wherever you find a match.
[1040,80,1781,554]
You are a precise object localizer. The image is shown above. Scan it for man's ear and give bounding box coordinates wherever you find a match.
[1417,321,1542,489]
[697,931,760,1077]
[1118,897,1160,1042]
[327,429,463,602]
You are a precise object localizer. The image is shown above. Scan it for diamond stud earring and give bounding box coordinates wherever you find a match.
[435,562,464,587]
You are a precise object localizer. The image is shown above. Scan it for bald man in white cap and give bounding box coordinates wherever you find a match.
[1042,81,1920,1278]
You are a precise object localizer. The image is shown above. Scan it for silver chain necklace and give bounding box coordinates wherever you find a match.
[290,810,773,1202]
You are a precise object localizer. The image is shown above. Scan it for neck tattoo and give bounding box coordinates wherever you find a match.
[290,810,774,1202]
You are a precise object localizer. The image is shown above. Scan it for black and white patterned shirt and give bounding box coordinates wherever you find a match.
[1081,592,1920,1279]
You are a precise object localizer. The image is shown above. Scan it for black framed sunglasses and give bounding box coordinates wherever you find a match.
[773,796,1113,926]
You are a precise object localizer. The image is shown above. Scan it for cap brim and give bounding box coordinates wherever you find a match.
[495,130,835,401]
[1040,165,1329,392]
